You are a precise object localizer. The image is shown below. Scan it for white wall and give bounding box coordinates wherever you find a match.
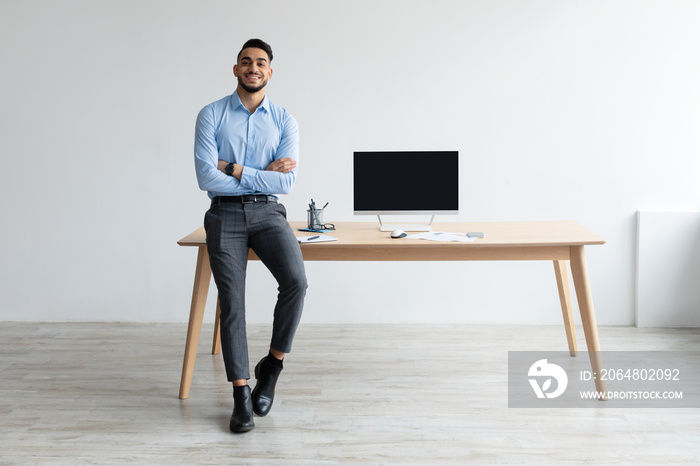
[1,1,699,325]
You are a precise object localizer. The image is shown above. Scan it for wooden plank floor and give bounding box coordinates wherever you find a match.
[1,322,699,464]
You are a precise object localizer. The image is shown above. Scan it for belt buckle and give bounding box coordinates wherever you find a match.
[242,195,256,204]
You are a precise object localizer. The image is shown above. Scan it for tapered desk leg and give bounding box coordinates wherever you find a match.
[569,246,607,397]
[179,246,212,400]
[212,297,221,355]
[553,260,578,356]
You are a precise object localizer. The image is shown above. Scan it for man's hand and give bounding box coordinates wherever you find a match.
[266,158,297,173]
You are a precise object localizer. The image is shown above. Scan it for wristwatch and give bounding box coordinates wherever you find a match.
[225,163,234,176]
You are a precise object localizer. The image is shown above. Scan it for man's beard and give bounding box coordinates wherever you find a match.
[238,75,268,94]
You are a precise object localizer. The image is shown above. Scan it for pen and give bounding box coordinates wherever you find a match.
[322,202,329,209]
[310,198,322,228]
[308,235,320,241]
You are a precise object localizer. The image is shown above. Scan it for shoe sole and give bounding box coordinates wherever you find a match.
[230,425,254,433]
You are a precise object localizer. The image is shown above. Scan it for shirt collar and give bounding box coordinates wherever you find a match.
[232,90,270,113]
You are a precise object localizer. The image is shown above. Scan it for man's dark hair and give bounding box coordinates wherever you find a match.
[237,38,273,63]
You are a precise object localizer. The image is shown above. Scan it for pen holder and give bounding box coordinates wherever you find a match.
[307,208,324,230]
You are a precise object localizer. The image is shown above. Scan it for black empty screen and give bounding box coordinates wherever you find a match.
[353,151,459,212]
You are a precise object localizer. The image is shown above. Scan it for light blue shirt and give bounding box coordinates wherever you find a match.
[194,91,299,198]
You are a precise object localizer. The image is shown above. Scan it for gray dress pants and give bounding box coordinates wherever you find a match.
[204,198,307,381]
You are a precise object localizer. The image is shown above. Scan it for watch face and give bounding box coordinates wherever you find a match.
[225,163,233,175]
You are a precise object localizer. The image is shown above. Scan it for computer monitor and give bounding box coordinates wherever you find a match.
[353,151,459,231]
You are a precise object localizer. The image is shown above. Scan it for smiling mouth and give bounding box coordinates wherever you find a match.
[239,72,267,93]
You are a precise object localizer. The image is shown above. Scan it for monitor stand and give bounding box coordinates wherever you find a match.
[377,215,435,232]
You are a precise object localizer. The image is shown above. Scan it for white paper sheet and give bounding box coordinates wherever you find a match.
[297,235,338,244]
[407,232,478,242]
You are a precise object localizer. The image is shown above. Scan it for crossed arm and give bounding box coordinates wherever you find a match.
[216,158,297,180]
[194,105,299,195]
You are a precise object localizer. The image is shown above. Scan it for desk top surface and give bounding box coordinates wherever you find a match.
[178,220,605,248]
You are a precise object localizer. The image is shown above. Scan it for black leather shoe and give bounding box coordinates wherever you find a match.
[230,385,255,433]
[251,356,282,417]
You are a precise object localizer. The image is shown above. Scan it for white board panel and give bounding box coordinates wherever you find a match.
[636,212,700,327]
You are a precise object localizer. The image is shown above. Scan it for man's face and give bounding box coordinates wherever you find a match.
[234,47,272,94]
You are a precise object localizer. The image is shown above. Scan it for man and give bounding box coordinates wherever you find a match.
[193,38,307,433]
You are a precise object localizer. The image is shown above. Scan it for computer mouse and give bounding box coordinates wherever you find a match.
[390,229,407,239]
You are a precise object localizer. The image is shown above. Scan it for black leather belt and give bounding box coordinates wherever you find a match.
[212,195,277,205]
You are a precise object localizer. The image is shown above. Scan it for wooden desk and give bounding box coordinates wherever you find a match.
[177,221,606,399]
